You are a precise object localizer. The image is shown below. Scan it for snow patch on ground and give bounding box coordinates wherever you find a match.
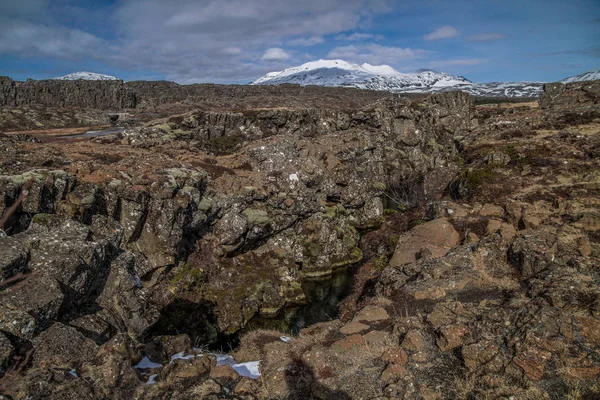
[170,351,196,362]
[135,357,163,369]
[289,173,299,189]
[135,350,262,380]
[146,374,159,385]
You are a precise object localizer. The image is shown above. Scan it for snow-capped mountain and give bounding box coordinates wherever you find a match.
[52,71,119,81]
[252,60,471,91]
[252,59,544,98]
[560,68,600,84]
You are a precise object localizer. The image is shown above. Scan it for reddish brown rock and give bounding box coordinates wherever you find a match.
[462,341,504,372]
[234,377,259,395]
[352,305,390,323]
[209,364,240,382]
[340,321,370,335]
[576,315,600,346]
[479,203,505,218]
[381,363,406,383]
[401,330,425,352]
[333,334,366,351]
[381,347,408,366]
[513,346,552,381]
[390,218,460,267]
[436,325,469,351]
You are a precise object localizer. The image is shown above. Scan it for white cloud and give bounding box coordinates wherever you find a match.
[288,36,324,46]
[424,26,460,41]
[335,32,384,41]
[0,20,105,60]
[261,48,290,61]
[428,58,486,68]
[0,0,394,82]
[467,33,505,42]
[112,0,394,82]
[327,44,430,66]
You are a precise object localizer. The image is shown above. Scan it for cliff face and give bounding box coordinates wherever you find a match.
[539,80,600,109]
[0,77,17,107]
[0,77,391,111]
[0,78,137,109]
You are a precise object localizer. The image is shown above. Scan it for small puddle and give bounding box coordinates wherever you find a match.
[57,127,124,139]
[244,263,360,335]
[145,263,361,353]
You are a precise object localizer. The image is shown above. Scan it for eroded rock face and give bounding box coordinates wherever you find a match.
[389,218,460,267]
[0,76,391,111]
[539,81,600,109]
[0,78,137,109]
[0,90,468,363]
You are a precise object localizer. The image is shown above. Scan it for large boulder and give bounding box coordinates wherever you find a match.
[0,236,28,280]
[389,218,460,267]
[31,323,98,368]
[0,274,64,331]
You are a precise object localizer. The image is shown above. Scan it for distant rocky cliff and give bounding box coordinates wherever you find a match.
[0,77,136,109]
[0,77,390,111]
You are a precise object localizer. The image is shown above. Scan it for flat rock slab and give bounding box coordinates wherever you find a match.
[31,322,98,368]
[352,305,390,323]
[340,321,370,335]
[390,218,459,267]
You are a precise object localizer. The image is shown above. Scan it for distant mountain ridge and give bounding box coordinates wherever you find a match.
[253,60,599,98]
[252,59,473,92]
[30,65,600,97]
[560,68,600,84]
[53,71,119,81]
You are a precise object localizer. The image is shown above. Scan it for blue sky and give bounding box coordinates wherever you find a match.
[0,0,598,83]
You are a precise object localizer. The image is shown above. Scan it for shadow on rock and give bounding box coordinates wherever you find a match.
[145,298,223,348]
[285,359,351,400]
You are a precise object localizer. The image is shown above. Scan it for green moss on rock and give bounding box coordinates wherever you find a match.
[242,208,271,227]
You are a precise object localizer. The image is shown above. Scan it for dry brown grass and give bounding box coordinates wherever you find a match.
[5,125,109,137]
[235,329,283,362]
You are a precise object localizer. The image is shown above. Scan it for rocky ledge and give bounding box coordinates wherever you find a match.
[0,81,599,399]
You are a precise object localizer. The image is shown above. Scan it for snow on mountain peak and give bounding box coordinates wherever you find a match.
[360,63,400,77]
[252,59,477,93]
[251,59,544,98]
[53,71,119,81]
[560,68,600,84]
[252,59,384,84]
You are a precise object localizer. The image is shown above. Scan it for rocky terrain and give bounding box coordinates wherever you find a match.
[0,77,393,132]
[0,80,599,399]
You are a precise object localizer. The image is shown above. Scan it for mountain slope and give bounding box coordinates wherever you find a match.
[252,59,544,98]
[252,59,471,91]
[560,68,600,83]
[53,71,119,81]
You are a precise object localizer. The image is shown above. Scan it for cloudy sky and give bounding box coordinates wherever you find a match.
[0,0,598,83]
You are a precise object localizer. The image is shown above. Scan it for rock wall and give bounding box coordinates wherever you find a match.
[539,80,600,109]
[0,79,137,109]
[0,77,392,111]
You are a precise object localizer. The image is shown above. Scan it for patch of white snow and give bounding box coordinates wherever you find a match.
[135,357,163,369]
[146,374,159,385]
[232,361,261,379]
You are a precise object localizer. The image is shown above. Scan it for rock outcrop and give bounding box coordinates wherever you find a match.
[0,76,391,111]
[1,81,599,399]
